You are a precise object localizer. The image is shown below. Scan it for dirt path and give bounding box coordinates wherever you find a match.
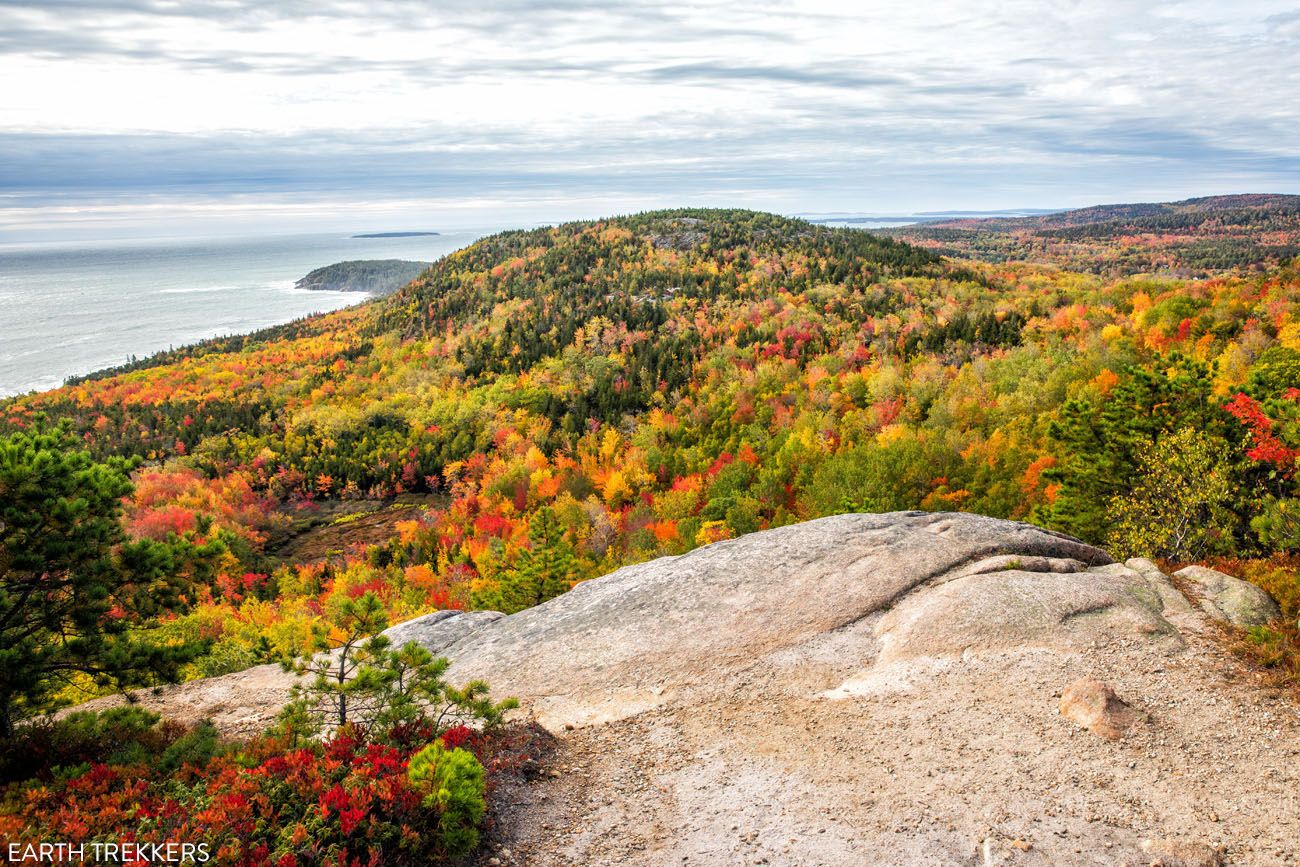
[480,624,1299,866]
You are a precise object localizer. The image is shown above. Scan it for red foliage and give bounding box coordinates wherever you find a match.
[1224,392,1298,475]
[5,731,446,867]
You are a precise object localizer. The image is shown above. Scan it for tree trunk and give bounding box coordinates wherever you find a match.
[0,698,14,740]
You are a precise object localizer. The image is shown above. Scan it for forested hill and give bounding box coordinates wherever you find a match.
[3,207,1299,685]
[371,209,943,383]
[886,193,1300,275]
[294,259,431,294]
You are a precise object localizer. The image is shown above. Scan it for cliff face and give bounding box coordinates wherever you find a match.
[86,513,1300,865]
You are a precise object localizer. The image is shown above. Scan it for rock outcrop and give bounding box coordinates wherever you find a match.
[86,512,1300,865]
[1174,565,1283,628]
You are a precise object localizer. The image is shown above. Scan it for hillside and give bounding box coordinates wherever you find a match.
[3,205,1299,865]
[294,258,431,294]
[67,513,1300,864]
[886,194,1300,275]
[3,207,1298,688]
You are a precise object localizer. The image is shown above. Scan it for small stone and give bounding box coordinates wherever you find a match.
[1059,677,1141,740]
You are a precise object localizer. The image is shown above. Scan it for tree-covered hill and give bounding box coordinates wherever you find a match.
[886,193,1300,275]
[295,259,432,294]
[2,206,1298,694]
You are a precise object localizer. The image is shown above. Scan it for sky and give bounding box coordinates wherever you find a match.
[2,0,1299,241]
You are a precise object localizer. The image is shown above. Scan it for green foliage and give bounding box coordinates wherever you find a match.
[1245,346,1300,396]
[1105,428,1236,560]
[1035,358,1228,543]
[408,740,488,859]
[278,589,516,741]
[0,426,203,736]
[1253,497,1300,552]
[802,437,956,516]
[478,507,579,613]
[0,705,204,783]
[158,718,221,773]
[295,259,431,294]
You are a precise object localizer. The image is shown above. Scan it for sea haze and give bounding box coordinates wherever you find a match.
[0,229,493,397]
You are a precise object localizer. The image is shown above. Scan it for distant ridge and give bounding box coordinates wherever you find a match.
[352,231,440,238]
[883,193,1300,274]
[914,193,1300,231]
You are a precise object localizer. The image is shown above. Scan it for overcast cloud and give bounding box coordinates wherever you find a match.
[1,0,1298,239]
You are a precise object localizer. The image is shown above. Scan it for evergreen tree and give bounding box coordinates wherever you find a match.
[280,590,392,734]
[1034,357,1228,544]
[278,590,517,740]
[495,507,579,614]
[0,427,200,737]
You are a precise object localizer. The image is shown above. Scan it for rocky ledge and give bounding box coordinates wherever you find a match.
[87,512,1300,865]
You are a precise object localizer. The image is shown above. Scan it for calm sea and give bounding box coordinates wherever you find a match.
[0,229,495,397]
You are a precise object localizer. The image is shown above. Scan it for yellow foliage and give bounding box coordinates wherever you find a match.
[599,427,621,462]
[1279,320,1300,350]
[695,520,733,545]
[602,469,631,506]
[875,423,910,447]
[524,444,548,471]
[598,226,634,243]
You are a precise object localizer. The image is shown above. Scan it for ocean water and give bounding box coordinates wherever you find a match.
[0,229,494,397]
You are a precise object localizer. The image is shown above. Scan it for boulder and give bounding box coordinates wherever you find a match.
[1173,565,1281,627]
[1058,677,1142,740]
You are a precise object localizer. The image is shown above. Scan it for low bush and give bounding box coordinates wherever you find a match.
[3,727,485,865]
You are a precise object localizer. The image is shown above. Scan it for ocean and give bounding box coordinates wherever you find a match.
[0,229,495,397]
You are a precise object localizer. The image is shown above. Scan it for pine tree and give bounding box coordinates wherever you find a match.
[497,507,579,614]
[280,590,392,734]
[0,427,200,737]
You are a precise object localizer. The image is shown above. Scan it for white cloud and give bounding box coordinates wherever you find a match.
[0,0,1297,238]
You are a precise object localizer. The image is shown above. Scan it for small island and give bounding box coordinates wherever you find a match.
[352,231,440,238]
[294,259,431,294]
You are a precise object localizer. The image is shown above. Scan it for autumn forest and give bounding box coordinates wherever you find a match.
[4,200,1300,863]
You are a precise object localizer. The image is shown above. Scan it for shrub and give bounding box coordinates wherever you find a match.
[5,731,439,865]
[408,739,488,859]
[0,706,176,783]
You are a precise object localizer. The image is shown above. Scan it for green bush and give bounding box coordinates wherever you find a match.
[0,706,219,783]
[408,739,488,859]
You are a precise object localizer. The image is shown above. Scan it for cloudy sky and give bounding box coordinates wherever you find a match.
[2,0,1299,240]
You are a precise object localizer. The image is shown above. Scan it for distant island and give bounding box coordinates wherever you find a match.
[294,259,431,294]
[351,231,440,238]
